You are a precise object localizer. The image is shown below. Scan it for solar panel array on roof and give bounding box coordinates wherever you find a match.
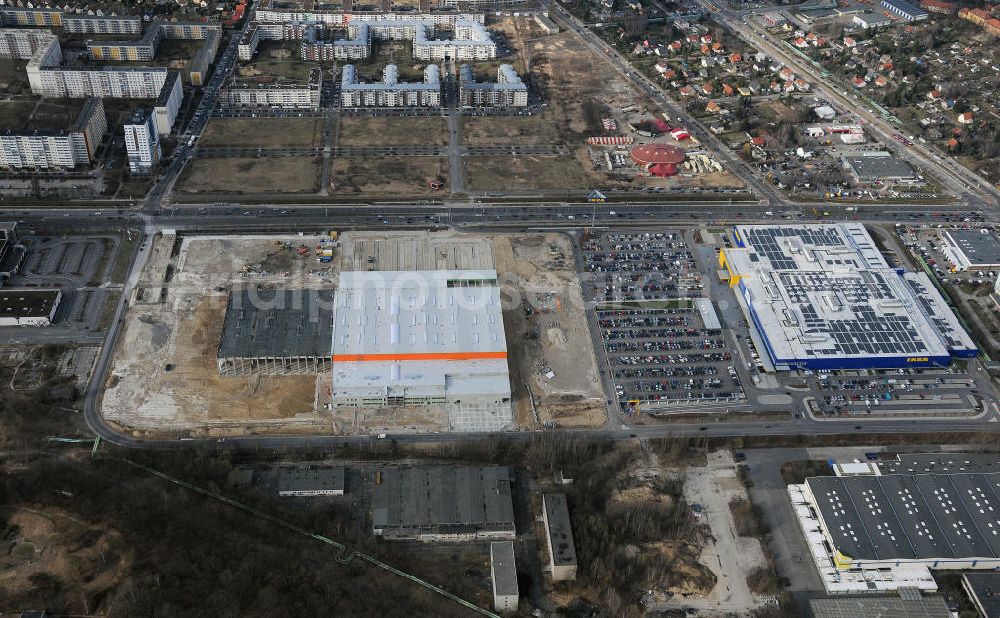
[809,596,952,618]
[807,473,1000,562]
[723,224,977,369]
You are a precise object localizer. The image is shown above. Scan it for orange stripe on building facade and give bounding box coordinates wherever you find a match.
[332,351,508,362]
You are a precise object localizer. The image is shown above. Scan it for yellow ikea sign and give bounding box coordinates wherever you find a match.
[906,357,929,363]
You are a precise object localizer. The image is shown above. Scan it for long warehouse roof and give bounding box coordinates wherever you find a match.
[807,473,1000,562]
[331,270,505,360]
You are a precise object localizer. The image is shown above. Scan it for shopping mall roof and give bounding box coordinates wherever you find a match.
[0,289,60,319]
[805,472,1000,562]
[877,453,1000,475]
[722,223,976,369]
[843,151,917,181]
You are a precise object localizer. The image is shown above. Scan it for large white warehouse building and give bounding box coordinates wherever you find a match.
[330,269,512,432]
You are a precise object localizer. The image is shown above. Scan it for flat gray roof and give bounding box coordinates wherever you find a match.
[962,573,1000,618]
[807,473,1000,562]
[844,152,916,181]
[543,493,577,567]
[372,465,515,533]
[877,453,1000,475]
[277,467,345,493]
[944,229,1000,266]
[217,288,335,359]
[808,596,951,618]
[0,289,59,318]
[490,541,518,597]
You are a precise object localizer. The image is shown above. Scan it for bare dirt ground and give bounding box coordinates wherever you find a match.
[330,156,447,196]
[460,20,652,191]
[339,230,495,272]
[658,450,769,615]
[337,117,448,147]
[177,157,320,194]
[465,154,596,192]
[462,116,564,147]
[199,118,323,148]
[102,234,338,436]
[0,505,132,613]
[492,233,606,428]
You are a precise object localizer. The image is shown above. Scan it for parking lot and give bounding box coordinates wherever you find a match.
[809,369,984,417]
[1,234,123,337]
[582,232,703,302]
[581,231,744,412]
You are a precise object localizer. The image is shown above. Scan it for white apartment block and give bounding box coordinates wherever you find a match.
[0,28,60,60]
[0,97,106,171]
[63,15,143,35]
[459,64,528,107]
[221,67,322,109]
[0,8,62,27]
[123,108,160,175]
[153,71,183,136]
[250,13,495,62]
[254,9,485,26]
[158,21,221,40]
[340,64,441,108]
[32,66,169,98]
[238,23,260,60]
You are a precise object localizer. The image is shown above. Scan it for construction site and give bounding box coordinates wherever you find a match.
[100,229,606,436]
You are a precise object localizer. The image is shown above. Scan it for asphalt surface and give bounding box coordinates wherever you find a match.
[11,4,1000,451]
[7,205,983,450]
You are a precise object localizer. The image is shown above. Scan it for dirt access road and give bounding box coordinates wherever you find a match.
[655,450,768,616]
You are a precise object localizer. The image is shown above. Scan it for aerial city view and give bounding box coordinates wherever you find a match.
[1,0,1000,613]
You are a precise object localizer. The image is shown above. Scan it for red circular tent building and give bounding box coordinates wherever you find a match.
[630,143,686,167]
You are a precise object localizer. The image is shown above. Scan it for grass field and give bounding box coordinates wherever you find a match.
[0,59,31,95]
[0,101,37,128]
[337,117,448,147]
[462,115,565,146]
[330,156,447,195]
[200,118,323,148]
[350,41,426,81]
[178,157,320,194]
[465,155,594,191]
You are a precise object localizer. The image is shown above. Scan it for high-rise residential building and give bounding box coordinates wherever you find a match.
[123,108,160,175]
[153,71,183,136]
[221,67,322,109]
[0,97,106,171]
[0,7,62,27]
[63,15,143,35]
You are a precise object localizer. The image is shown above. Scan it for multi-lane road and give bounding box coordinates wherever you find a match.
[700,1,1000,206]
[14,2,1000,451]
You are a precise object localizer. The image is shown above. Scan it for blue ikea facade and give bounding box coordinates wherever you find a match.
[730,224,977,371]
[736,279,963,370]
